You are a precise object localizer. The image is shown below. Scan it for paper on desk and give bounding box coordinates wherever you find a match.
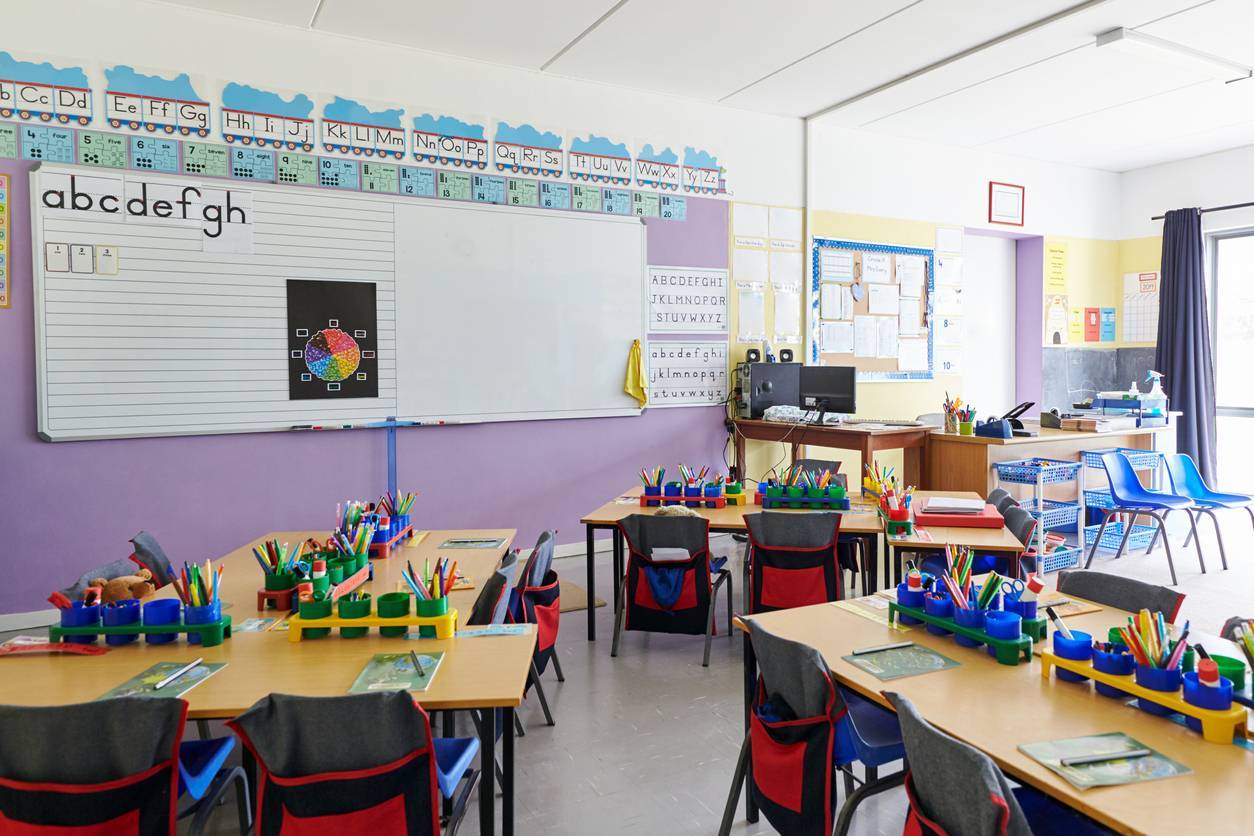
[853,316,877,357]
[1018,733,1190,789]
[868,283,899,315]
[831,598,912,632]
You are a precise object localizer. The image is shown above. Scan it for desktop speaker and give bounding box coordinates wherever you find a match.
[745,348,761,363]
[780,349,793,362]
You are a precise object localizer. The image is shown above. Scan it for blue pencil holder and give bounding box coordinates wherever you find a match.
[1005,598,1037,620]
[643,485,661,507]
[1092,647,1135,698]
[394,513,410,536]
[60,601,101,645]
[142,599,181,644]
[1182,672,1234,733]
[984,610,1022,641]
[704,485,722,508]
[373,519,391,543]
[923,593,954,636]
[102,600,140,645]
[185,601,222,645]
[1135,664,1182,716]
[684,485,702,507]
[663,483,682,502]
[952,607,985,647]
[1052,630,1093,683]
[896,583,925,625]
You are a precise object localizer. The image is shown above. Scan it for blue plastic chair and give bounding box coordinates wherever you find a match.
[1084,451,1201,586]
[177,737,251,835]
[1165,453,1252,571]
[432,736,482,835]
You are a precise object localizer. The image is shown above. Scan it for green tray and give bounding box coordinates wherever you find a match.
[879,510,914,536]
[49,616,233,648]
[888,602,1032,665]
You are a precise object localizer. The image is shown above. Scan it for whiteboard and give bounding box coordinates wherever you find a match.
[30,164,643,441]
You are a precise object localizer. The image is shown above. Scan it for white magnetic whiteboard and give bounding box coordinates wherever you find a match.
[30,164,643,441]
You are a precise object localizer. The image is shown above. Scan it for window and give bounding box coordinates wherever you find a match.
[1209,232,1254,485]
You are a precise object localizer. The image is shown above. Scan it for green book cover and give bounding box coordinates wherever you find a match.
[1018,732,1191,789]
[97,661,226,700]
[349,652,444,694]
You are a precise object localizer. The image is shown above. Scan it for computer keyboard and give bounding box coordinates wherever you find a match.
[842,417,925,427]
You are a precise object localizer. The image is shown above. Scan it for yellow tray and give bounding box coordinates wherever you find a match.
[286,608,458,642]
[1040,651,1248,744]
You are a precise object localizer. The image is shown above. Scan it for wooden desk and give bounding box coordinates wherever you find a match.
[0,529,529,836]
[884,490,1026,585]
[578,486,883,640]
[733,418,932,487]
[734,600,1254,835]
[926,426,1172,495]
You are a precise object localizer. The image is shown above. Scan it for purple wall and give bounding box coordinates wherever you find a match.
[1015,236,1044,405]
[0,159,729,614]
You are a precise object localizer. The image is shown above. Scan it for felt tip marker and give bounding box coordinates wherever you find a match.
[1060,749,1152,768]
[853,641,914,655]
[1045,606,1074,641]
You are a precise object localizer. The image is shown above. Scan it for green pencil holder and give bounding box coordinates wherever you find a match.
[725,482,743,495]
[264,571,295,592]
[298,598,333,639]
[328,564,345,585]
[354,553,370,572]
[1212,654,1246,689]
[311,575,330,597]
[414,597,449,638]
[337,594,372,638]
[787,485,804,508]
[377,591,411,637]
[959,421,974,436]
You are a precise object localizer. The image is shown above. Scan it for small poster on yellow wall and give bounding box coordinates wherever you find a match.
[1045,242,1068,295]
[1069,308,1084,342]
[1045,295,1068,345]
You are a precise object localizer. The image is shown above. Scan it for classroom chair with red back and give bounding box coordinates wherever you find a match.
[718,618,905,836]
[508,529,563,728]
[744,511,842,613]
[612,513,733,666]
[229,691,479,836]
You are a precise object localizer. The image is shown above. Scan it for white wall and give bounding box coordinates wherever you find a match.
[1121,143,1254,239]
[808,121,1122,239]
[5,0,803,207]
[962,233,1017,411]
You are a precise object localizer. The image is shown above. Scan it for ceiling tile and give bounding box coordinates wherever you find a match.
[151,0,318,27]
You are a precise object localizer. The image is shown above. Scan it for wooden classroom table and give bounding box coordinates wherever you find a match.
[926,425,1173,495]
[734,598,1254,835]
[578,486,886,641]
[733,418,932,487]
[0,529,529,836]
[883,490,1027,585]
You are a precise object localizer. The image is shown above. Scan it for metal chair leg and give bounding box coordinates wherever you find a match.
[726,570,734,638]
[1147,510,1167,554]
[1116,512,1140,558]
[529,661,555,727]
[550,649,565,682]
[842,769,855,800]
[718,732,751,836]
[704,574,723,668]
[1149,511,1179,586]
[1084,511,1112,568]
[187,766,251,836]
[1185,510,1207,573]
[1203,509,1230,570]
[834,770,906,836]
[444,766,480,836]
[610,574,628,658]
[513,711,526,738]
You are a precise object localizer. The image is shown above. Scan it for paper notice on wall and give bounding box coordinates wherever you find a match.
[647,340,729,406]
[821,321,854,353]
[936,255,962,286]
[936,315,964,346]
[821,283,852,320]
[1122,271,1159,343]
[821,250,854,283]
[733,202,768,241]
[862,252,892,284]
[774,288,801,343]
[769,250,802,287]
[899,300,921,336]
[935,226,964,254]
[768,206,802,246]
[935,286,963,315]
[648,266,729,333]
[733,247,768,284]
[1070,307,1084,342]
[738,288,766,340]
[1045,241,1068,295]
[853,315,877,357]
[896,255,926,298]
[934,346,961,375]
[898,339,928,370]
[868,283,899,315]
[877,316,898,359]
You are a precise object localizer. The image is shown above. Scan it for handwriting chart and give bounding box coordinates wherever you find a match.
[130,136,179,172]
[361,162,399,193]
[182,142,228,177]
[602,188,632,216]
[633,191,660,218]
[508,178,539,207]
[572,184,600,212]
[540,181,570,210]
[0,123,19,158]
[438,170,471,201]
[660,195,687,221]
[20,125,74,162]
[77,131,126,168]
[472,173,506,204]
[231,147,275,181]
[277,152,318,185]
[318,157,358,189]
[399,166,435,197]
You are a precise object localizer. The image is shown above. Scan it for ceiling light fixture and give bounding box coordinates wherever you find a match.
[1095,27,1252,83]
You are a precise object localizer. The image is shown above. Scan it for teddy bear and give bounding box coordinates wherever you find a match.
[90,568,156,604]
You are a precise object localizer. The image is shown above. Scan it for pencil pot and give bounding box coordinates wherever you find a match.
[297,598,332,639]
[415,597,449,638]
[726,482,743,495]
[923,593,954,636]
[705,485,723,508]
[984,610,1021,641]
[1212,655,1246,689]
[944,412,958,434]
[102,600,140,646]
[1092,648,1135,698]
[60,601,100,644]
[663,482,682,502]
[896,582,925,625]
[373,520,391,543]
[1183,672,1234,732]
[337,594,372,638]
[959,421,974,436]
[185,601,222,645]
[1134,665,1182,716]
[377,591,411,637]
[953,607,985,647]
[684,485,702,507]
[765,484,784,505]
[1005,598,1037,620]
[311,575,330,597]
[327,563,346,585]
[1052,630,1093,683]
[142,599,181,645]
[264,571,295,593]
[829,484,846,500]
[644,485,662,507]
[887,507,910,522]
[394,513,410,534]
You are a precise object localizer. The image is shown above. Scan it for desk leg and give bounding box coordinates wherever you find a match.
[743,627,758,824]
[502,707,515,836]
[479,711,496,836]
[586,525,596,641]
[612,529,624,612]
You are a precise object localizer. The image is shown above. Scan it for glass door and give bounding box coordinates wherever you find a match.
[1210,232,1254,486]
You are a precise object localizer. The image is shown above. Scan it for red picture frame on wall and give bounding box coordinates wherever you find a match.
[988,181,1025,226]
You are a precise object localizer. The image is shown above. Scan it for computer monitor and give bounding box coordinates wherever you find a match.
[800,366,856,421]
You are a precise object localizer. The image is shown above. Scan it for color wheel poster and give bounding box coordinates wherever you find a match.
[286,279,378,399]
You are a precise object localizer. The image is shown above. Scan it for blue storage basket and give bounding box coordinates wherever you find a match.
[1018,498,1081,529]
[1037,545,1081,574]
[1080,447,1162,470]
[994,458,1082,485]
[1083,488,1115,510]
[1083,521,1157,552]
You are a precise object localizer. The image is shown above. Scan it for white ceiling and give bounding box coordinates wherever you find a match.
[152,0,1254,172]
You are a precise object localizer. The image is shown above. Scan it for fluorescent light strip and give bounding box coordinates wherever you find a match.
[1095,27,1251,82]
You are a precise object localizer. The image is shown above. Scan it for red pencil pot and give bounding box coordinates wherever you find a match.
[888,507,910,522]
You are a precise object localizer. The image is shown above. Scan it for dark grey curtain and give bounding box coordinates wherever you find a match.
[1155,208,1217,484]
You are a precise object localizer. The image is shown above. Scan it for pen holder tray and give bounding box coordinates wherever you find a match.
[642,493,726,509]
[49,615,233,648]
[755,489,849,510]
[889,602,1032,665]
[367,524,414,560]
[1039,651,1249,744]
[285,605,458,642]
[879,510,914,537]
[257,587,297,612]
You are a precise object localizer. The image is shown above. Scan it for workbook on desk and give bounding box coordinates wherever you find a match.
[1018,733,1189,789]
[919,496,986,514]
[349,652,444,694]
[97,661,227,701]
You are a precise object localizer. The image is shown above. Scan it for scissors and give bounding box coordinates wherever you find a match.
[1002,578,1025,603]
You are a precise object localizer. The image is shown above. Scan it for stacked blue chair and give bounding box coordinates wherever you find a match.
[1084,450,1202,585]
[1165,453,1252,571]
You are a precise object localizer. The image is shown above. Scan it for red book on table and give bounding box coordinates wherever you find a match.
[913,501,1005,528]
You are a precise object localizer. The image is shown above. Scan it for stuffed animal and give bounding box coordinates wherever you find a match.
[89,568,155,604]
